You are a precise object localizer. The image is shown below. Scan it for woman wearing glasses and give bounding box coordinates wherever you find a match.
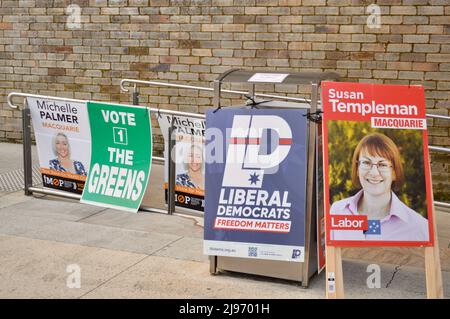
[330,133,429,241]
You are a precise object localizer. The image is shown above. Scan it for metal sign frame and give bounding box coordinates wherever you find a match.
[7,92,203,216]
[205,69,337,287]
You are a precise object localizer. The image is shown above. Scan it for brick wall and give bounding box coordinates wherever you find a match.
[0,0,449,200]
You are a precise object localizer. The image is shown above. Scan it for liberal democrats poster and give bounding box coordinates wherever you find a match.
[204,108,308,262]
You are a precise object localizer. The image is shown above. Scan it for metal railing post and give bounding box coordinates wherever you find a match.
[248,84,255,100]
[302,81,320,287]
[213,80,221,109]
[22,98,33,196]
[132,84,139,106]
[167,117,176,215]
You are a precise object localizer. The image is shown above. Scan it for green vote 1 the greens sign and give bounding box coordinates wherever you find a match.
[81,102,152,213]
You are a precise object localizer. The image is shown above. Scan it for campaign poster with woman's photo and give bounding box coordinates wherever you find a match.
[321,81,434,247]
[157,114,205,212]
[27,97,91,194]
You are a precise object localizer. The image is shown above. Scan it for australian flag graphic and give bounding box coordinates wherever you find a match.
[364,220,381,235]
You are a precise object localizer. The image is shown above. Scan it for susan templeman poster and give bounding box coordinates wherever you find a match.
[27,97,91,194]
[157,114,205,212]
[322,81,434,247]
[204,108,308,262]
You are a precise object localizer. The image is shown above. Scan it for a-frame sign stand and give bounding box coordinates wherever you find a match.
[321,81,444,299]
[325,246,344,298]
[424,188,444,298]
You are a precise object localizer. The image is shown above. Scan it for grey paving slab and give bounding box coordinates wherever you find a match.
[153,236,209,263]
[0,197,183,255]
[1,231,448,299]
[0,190,33,208]
[82,255,318,299]
[0,143,38,174]
[0,142,449,299]
[83,255,450,299]
[21,218,182,255]
[0,234,146,298]
[0,196,105,221]
[80,209,203,238]
[0,212,62,237]
[337,259,448,299]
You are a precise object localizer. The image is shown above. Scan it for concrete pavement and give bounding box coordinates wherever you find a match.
[0,142,449,299]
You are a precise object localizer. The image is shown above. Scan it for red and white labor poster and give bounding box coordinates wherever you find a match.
[321,81,434,247]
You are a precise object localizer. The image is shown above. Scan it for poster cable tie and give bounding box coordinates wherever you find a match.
[303,110,322,123]
[244,95,272,108]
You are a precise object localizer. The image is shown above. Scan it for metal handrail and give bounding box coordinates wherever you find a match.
[120,79,450,121]
[7,92,205,119]
[9,88,450,122]
[435,201,450,210]
[120,78,313,105]
[8,91,449,154]
[119,80,450,154]
[427,114,450,120]
[6,91,450,211]
[7,92,85,109]
[429,146,450,154]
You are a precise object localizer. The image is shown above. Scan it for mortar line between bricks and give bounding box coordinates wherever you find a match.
[78,254,150,299]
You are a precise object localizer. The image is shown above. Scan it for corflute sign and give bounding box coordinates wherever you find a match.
[204,108,308,262]
[322,81,434,247]
[27,97,91,194]
[157,114,206,212]
[81,102,152,213]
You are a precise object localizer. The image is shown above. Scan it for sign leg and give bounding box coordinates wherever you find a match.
[325,246,344,298]
[425,204,443,298]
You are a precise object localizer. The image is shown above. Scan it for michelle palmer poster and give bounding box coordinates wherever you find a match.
[27,97,91,194]
[157,114,205,212]
[204,108,308,262]
[322,81,434,247]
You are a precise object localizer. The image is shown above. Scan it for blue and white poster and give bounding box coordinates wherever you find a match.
[204,108,308,262]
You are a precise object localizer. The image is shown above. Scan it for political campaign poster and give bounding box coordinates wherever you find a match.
[157,114,205,212]
[27,97,91,194]
[81,102,152,213]
[204,108,308,262]
[316,122,326,273]
[322,81,434,247]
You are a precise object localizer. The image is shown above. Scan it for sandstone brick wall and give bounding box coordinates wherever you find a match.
[0,0,449,199]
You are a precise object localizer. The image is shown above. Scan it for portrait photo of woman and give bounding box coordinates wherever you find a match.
[176,144,204,189]
[330,132,429,241]
[49,132,87,176]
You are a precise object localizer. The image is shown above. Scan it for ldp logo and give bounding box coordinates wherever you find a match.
[292,249,302,259]
[222,115,292,188]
